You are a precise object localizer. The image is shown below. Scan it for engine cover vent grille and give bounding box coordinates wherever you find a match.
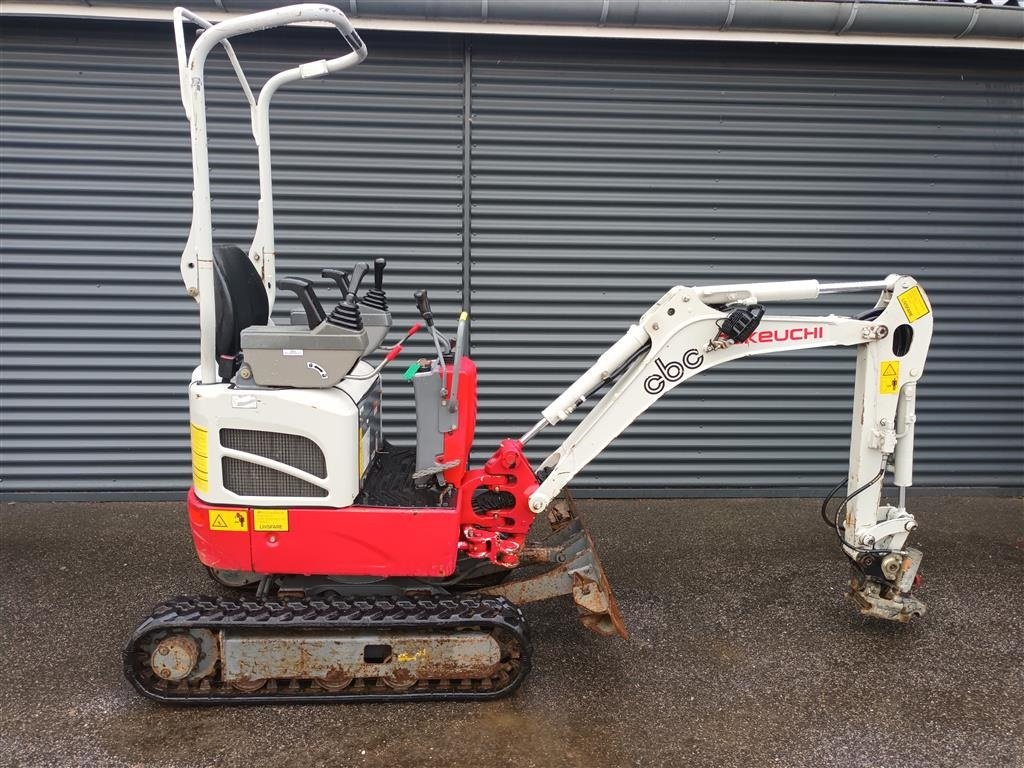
[220,428,326,479]
[221,457,327,498]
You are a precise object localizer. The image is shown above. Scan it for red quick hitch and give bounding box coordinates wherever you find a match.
[457,439,537,568]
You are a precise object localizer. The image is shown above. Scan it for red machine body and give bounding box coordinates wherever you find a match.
[186,356,537,578]
[188,490,461,578]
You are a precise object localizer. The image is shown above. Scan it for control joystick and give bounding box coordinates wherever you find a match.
[278,276,326,330]
[326,262,368,331]
[414,289,434,328]
[321,267,350,294]
[361,258,389,311]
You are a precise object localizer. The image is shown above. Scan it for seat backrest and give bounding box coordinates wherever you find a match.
[212,244,270,365]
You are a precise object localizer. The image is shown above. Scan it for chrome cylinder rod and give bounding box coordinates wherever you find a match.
[817,279,891,295]
[519,418,548,445]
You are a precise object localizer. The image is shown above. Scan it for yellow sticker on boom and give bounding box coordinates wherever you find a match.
[190,423,209,493]
[898,286,929,323]
[209,509,248,532]
[879,360,900,395]
[254,508,289,532]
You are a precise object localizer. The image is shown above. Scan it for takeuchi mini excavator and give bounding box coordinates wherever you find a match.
[125,5,935,703]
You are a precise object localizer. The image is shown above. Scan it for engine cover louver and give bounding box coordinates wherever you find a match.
[219,429,328,498]
[221,457,328,498]
[220,428,327,478]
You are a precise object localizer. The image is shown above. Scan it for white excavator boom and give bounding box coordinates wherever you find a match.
[522,274,933,621]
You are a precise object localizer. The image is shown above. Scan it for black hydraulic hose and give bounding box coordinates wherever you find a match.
[579,341,653,404]
[820,476,848,529]
[519,340,652,447]
[833,462,887,551]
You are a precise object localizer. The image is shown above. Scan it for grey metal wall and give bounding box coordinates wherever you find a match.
[1,19,1021,496]
[468,37,1024,491]
[1,19,466,494]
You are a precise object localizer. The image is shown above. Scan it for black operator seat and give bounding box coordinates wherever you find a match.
[212,244,269,380]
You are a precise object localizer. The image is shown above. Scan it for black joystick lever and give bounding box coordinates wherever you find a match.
[345,262,369,303]
[278,276,326,330]
[321,267,350,294]
[414,289,434,328]
[326,262,369,331]
[361,258,388,311]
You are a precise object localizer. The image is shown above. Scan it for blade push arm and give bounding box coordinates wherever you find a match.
[522,275,933,621]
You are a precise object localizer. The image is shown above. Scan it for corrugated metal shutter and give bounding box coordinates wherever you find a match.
[468,37,1024,490]
[2,20,1021,497]
[0,19,466,494]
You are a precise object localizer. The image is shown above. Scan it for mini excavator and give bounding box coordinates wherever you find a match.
[125,5,934,703]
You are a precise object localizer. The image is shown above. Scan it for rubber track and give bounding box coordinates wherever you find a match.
[124,594,531,704]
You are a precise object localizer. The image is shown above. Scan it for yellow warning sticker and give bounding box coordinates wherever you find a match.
[253,508,289,532]
[879,360,900,395]
[209,509,248,532]
[190,423,209,493]
[898,286,930,323]
[396,649,427,663]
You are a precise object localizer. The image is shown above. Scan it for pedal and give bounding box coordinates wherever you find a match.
[411,459,461,481]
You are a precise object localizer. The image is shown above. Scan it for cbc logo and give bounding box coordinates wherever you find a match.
[643,349,704,394]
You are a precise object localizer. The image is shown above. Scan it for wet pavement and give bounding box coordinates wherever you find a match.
[1,496,1021,768]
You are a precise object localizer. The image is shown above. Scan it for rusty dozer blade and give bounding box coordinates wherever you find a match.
[481,494,628,639]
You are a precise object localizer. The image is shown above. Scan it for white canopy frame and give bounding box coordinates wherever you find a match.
[172,4,367,383]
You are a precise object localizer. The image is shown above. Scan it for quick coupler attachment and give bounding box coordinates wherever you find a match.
[848,547,926,622]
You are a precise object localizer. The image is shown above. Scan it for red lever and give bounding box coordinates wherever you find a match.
[378,324,421,367]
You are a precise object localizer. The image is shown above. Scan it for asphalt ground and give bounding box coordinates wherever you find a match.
[1,496,1021,768]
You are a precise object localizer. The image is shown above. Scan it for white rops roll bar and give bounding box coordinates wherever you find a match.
[173,5,367,384]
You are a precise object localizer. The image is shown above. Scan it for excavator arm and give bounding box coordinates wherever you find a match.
[520,274,933,622]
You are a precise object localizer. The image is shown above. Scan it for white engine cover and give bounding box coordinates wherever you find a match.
[188,362,380,508]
